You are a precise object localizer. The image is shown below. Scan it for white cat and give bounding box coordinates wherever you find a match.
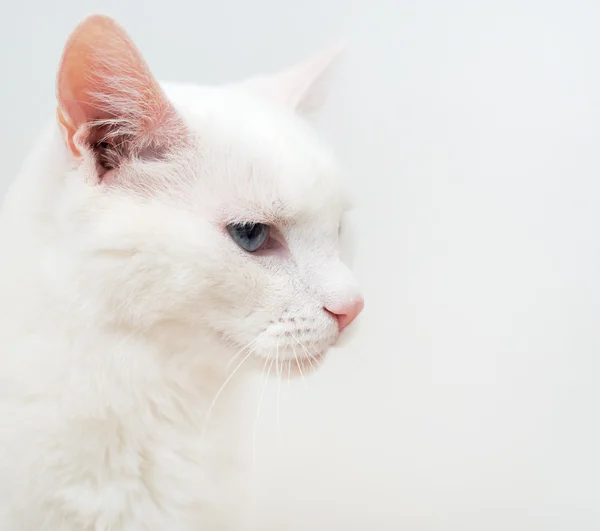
[0,15,363,531]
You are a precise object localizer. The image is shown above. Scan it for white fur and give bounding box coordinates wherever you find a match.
[0,21,361,531]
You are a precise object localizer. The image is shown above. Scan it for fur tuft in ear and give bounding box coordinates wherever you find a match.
[56,15,188,177]
[241,41,346,113]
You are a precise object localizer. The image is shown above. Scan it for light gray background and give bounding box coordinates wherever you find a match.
[2,1,600,530]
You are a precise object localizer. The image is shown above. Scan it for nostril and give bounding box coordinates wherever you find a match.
[324,308,339,323]
[324,296,364,332]
[336,313,352,332]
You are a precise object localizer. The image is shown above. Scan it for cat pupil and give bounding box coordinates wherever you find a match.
[244,224,260,239]
[227,222,269,252]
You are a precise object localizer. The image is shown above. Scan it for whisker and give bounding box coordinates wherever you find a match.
[292,343,307,388]
[306,349,322,369]
[253,357,273,469]
[202,346,255,437]
[227,337,257,369]
[291,332,318,373]
[275,337,282,436]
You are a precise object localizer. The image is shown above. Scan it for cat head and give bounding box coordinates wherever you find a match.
[55,15,363,372]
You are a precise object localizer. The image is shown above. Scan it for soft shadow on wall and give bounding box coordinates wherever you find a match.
[254,2,600,531]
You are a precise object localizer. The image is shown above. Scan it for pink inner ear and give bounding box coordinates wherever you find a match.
[56,15,187,158]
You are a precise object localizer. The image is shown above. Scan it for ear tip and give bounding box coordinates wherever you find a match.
[57,14,111,95]
[325,39,349,59]
[333,39,349,52]
[307,39,347,72]
[75,13,118,30]
[61,14,119,55]
[65,14,122,47]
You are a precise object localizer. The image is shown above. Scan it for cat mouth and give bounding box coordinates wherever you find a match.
[244,322,337,377]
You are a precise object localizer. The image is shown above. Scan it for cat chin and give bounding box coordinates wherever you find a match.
[278,353,326,378]
[242,350,327,377]
[278,352,325,377]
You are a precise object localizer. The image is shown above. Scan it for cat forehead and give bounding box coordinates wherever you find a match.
[162,82,347,221]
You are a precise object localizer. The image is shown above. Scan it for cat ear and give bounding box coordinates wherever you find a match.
[56,15,187,175]
[242,42,345,113]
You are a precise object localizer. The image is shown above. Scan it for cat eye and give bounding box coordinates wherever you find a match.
[227,222,270,253]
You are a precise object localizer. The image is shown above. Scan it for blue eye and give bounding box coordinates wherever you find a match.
[227,222,270,252]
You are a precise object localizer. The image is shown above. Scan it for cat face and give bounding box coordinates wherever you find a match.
[56,16,363,371]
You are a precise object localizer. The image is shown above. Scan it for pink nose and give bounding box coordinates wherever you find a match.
[325,297,364,332]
